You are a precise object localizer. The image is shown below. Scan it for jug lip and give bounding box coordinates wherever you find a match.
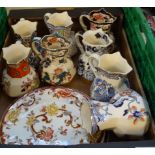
[40,34,71,51]
[97,52,133,75]
[2,43,31,65]
[44,12,73,28]
[11,18,38,37]
[85,8,117,24]
[45,21,73,29]
[96,67,129,78]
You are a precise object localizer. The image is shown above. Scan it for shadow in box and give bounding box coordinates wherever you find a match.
[0,7,155,147]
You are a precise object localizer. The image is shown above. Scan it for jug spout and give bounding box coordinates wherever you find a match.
[89,52,133,89]
[98,52,133,75]
[97,118,118,131]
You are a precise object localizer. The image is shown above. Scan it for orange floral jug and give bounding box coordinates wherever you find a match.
[2,42,40,97]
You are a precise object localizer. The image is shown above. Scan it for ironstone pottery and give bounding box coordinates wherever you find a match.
[2,42,40,97]
[44,11,73,38]
[0,87,95,145]
[11,18,37,47]
[89,52,133,102]
[79,8,117,32]
[75,28,114,81]
[91,89,150,137]
[11,18,39,68]
[44,12,77,57]
[31,33,76,85]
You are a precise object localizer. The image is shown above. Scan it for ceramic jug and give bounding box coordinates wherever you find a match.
[44,12,77,57]
[44,11,73,38]
[32,34,76,85]
[89,52,132,102]
[12,18,38,47]
[80,9,117,32]
[91,89,150,137]
[11,18,39,69]
[75,28,114,81]
[2,42,40,97]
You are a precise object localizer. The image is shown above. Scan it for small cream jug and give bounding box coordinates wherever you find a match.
[44,11,73,38]
[12,18,38,47]
[89,52,132,102]
[32,34,76,85]
[44,12,77,57]
[75,28,114,81]
[2,42,40,97]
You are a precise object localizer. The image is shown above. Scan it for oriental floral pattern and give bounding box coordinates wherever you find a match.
[91,89,150,128]
[0,87,90,145]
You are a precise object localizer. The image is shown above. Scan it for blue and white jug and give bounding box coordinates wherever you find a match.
[89,52,132,102]
[75,28,114,81]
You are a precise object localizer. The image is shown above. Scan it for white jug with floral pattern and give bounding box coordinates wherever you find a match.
[32,33,76,85]
[75,28,114,81]
[89,52,132,102]
[91,89,150,137]
[2,42,40,97]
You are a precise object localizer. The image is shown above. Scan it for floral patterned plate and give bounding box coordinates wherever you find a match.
[0,87,92,145]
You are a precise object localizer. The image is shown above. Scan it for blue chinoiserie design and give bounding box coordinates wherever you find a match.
[90,78,115,102]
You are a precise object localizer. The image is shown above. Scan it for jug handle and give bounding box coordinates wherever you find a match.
[79,15,90,31]
[44,13,51,24]
[19,18,26,21]
[31,37,43,60]
[88,53,100,77]
[75,32,85,54]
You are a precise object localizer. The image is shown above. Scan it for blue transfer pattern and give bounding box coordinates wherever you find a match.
[90,100,112,133]
[91,78,115,102]
[78,56,95,81]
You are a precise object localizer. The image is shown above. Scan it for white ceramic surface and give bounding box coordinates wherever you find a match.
[45,11,73,27]
[12,18,37,37]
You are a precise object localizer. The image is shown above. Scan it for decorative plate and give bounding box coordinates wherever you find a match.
[0,87,92,145]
